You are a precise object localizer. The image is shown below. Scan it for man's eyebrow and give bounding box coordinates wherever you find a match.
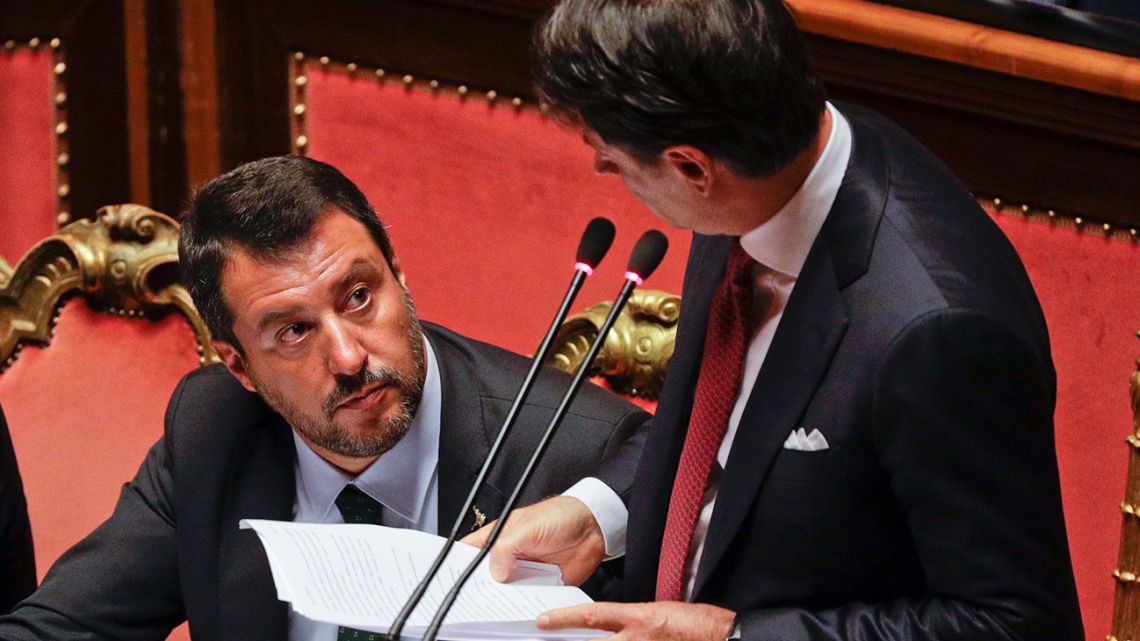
[339,260,383,289]
[253,261,384,334]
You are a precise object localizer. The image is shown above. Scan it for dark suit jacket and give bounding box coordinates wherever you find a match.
[0,404,36,613]
[0,322,649,641]
[623,106,1083,641]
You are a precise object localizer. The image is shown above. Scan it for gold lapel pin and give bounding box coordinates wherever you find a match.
[471,506,487,530]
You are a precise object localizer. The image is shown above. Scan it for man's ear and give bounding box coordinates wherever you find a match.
[388,252,408,288]
[212,339,257,393]
[663,146,715,196]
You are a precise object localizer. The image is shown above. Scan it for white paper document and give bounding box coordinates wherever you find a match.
[240,519,604,641]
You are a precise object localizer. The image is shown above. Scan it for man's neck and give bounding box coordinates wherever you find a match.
[717,108,834,235]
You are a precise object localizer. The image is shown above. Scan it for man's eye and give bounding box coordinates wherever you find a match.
[347,287,371,311]
[279,323,308,343]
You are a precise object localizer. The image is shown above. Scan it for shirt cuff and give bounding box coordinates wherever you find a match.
[562,477,628,559]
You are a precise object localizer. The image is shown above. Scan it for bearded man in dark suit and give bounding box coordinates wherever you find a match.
[0,156,649,641]
[470,1,1084,640]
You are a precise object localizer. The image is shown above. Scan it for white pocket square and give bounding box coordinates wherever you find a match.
[782,427,829,451]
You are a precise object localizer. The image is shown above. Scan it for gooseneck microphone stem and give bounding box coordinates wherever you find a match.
[386,266,594,641]
[417,275,643,641]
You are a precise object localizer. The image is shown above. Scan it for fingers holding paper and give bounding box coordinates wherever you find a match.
[538,601,737,641]
[460,495,606,586]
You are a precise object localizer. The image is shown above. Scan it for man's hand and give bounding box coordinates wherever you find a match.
[537,601,736,641]
[459,495,606,585]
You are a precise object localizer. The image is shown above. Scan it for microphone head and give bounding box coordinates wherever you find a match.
[626,230,669,283]
[575,217,616,269]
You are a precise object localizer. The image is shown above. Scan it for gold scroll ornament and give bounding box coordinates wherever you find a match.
[0,204,216,370]
[547,289,680,401]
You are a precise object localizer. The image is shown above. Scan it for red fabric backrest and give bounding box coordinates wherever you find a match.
[301,65,691,356]
[0,300,200,580]
[0,47,57,264]
[989,212,1139,640]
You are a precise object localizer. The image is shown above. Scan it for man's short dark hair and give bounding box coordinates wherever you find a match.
[179,155,395,350]
[531,0,827,178]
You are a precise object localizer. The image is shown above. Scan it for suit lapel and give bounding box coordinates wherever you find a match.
[217,415,295,641]
[625,234,732,600]
[430,328,506,536]
[692,242,848,597]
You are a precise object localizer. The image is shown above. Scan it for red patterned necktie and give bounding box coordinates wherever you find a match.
[656,242,755,602]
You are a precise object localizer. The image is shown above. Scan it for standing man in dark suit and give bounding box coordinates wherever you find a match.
[470,1,1084,640]
[0,156,649,641]
[0,403,35,613]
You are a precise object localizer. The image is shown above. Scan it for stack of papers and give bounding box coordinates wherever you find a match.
[240,519,603,640]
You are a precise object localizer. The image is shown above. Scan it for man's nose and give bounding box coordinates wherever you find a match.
[324,320,367,375]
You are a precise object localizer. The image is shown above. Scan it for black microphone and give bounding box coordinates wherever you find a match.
[386,217,615,640]
[417,229,668,641]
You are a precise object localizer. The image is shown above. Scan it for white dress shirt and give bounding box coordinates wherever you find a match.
[577,102,854,600]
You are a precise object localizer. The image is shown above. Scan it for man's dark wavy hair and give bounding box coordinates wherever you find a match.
[179,155,395,352]
[531,0,827,178]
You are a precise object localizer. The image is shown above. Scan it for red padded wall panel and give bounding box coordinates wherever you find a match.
[304,67,691,356]
[0,48,56,265]
[0,300,201,579]
[991,212,1139,640]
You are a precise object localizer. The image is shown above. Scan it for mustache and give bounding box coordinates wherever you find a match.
[322,366,406,419]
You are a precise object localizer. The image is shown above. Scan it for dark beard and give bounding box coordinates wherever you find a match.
[256,290,426,459]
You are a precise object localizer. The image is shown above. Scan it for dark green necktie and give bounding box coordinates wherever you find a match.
[335,484,384,641]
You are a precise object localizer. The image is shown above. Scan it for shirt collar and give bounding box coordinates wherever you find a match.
[292,332,442,524]
[740,102,852,277]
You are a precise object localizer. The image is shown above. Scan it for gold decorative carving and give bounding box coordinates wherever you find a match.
[1111,349,1140,641]
[0,204,217,370]
[0,256,10,288]
[547,290,680,400]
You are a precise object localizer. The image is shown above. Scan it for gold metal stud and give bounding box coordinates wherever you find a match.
[512,97,523,107]
[293,104,306,116]
[50,38,61,49]
[1074,217,1084,226]
[347,63,357,72]
[55,122,68,135]
[992,197,1002,208]
[457,85,468,96]
[57,152,69,165]
[3,41,15,51]
[319,56,330,66]
[54,92,67,105]
[293,51,305,61]
[29,37,41,48]
[294,75,308,87]
[375,68,386,78]
[429,79,440,89]
[295,135,309,148]
[486,90,497,101]
[53,61,66,75]
[402,74,414,85]
[57,184,70,197]
[56,212,70,225]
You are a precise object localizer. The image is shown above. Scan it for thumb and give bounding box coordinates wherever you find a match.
[487,543,518,582]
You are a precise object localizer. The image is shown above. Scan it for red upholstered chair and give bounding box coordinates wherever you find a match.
[289,57,690,356]
[0,41,63,266]
[983,204,1140,639]
[0,205,210,641]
